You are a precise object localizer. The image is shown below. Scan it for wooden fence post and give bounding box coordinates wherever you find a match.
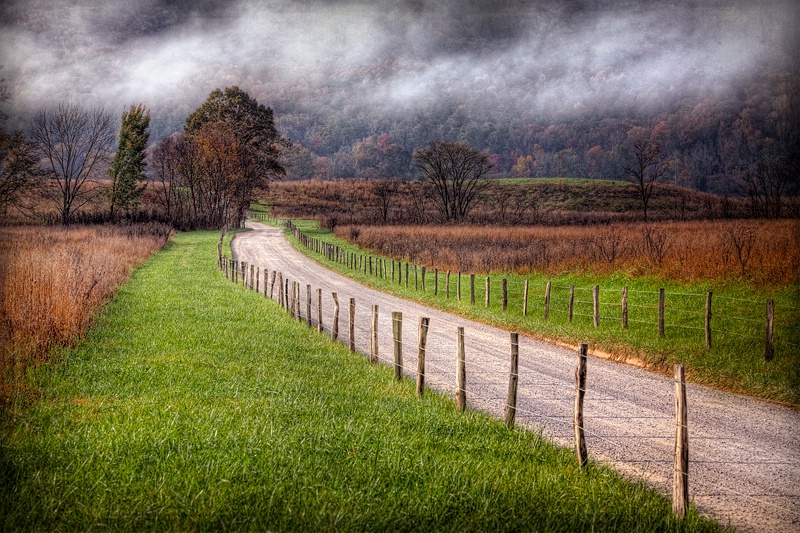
[277,273,284,307]
[502,278,508,311]
[417,317,429,396]
[622,287,628,329]
[371,305,379,363]
[285,278,289,311]
[569,284,575,322]
[470,274,475,305]
[434,268,438,295]
[673,364,689,519]
[405,263,409,288]
[574,343,588,469]
[705,291,712,349]
[456,327,466,413]
[392,312,403,380]
[593,285,600,328]
[766,298,774,361]
[457,272,462,301]
[523,279,529,317]
[317,288,323,332]
[544,281,551,320]
[504,332,520,428]
[659,288,665,337]
[348,298,356,352]
[421,266,426,292]
[255,267,260,293]
[392,260,395,282]
[446,270,451,298]
[263,269,269,297]
[250,264,255,290]
[415,265,418,290]
[332,292,340,341]
[306,284,312,326]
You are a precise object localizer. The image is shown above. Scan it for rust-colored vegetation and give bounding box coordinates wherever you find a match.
[0,224,171,403]
[334,220,800,287]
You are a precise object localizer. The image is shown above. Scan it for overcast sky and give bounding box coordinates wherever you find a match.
[1,0,797,128]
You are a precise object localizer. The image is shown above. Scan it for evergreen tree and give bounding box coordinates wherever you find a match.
[109,104,150,217]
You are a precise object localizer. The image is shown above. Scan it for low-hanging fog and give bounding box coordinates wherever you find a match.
[2,0,796,122]
[1,0,798,188]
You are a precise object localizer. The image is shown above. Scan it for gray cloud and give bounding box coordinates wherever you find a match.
[1,0,796,131]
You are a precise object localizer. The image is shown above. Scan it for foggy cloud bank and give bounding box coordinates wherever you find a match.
[1,0,797,133]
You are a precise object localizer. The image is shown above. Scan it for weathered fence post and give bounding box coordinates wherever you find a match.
[415,265,418,290]
[277,273,284,307]
[659,288,665,337]
[470,274,475,305]
[348,298,356,351]
[592,285,600,328]
[457,272,462,301]
[523,279,529,317]
[765,298,774,361]
[250,264,255,290]
[456,327,466,413]
[446,270,450,298]
[306,284,312,326]
[416,317,429,396]
[569,284,575,322]
[574,343,588,469]
[392,312,402,380]
[705,291,712,349]
[622,287,628,329]
[317,288,323,332]
[332,292,340,341]
[255,267,260,292]
[405,263,409,288]
[371,305,379,363]
[544,281,551,320]
[673,364,689,519]
[434,268,438,295]
[504,332,520,428]
[421,266,426,292]
[485,276,490,307]
[502,278,508,311]
[263,269,269,297]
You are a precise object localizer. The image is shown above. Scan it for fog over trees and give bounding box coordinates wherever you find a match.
[0,0,798,213]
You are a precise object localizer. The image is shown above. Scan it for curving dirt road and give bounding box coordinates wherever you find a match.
[232,221,799,532]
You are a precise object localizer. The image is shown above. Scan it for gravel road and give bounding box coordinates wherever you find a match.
[232,221,799,532]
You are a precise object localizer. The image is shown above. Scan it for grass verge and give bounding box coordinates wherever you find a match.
[1,230,722,531]
[284,219,800,405]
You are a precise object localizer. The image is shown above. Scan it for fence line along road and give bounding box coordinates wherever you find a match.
[231,221,800,533]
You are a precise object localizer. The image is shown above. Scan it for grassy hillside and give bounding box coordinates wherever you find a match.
[266,178,746,226]
[1,230,722,531]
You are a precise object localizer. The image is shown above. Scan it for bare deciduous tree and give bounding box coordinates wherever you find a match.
[413,141,492,222]
[623,127,667,222]
[28,102,114,224]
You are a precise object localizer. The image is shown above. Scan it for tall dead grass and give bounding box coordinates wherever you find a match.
[335,219,800,287]
[0,224,171,403]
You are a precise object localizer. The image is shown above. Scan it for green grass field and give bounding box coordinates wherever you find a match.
[283,219,800,405]
[0,230,723,531]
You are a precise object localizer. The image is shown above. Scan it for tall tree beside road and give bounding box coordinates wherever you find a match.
[108,104,150,218]
[28,102,114,224]
[413,141,492,222]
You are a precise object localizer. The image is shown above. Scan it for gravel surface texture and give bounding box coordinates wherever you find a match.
[232,222,800,532]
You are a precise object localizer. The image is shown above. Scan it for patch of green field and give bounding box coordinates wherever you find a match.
[0,231,723,531]
[287,219,800,405]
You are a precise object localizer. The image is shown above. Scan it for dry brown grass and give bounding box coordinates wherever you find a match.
[0,224,171,403]
[335,219,800,287]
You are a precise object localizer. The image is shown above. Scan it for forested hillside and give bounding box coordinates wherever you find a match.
[2,0,798,200]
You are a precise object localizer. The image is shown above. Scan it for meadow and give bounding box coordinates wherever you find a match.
[335,219,800,287]
[0,223,172,404]
[0,230,723,531]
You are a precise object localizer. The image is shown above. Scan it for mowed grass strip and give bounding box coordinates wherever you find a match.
[1,231,723,532]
